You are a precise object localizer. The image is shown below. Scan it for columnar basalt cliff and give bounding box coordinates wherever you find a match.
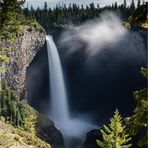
[1,26,46,99]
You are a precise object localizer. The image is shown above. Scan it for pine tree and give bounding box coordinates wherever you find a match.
[96,109,132,148]
[0,82,29,127]
[44,2,48,13]
[11,100,17,124]
[2,95,8,122]
[126,67,148,147]
[130,0,135,11]
[23,0,132,32]
[15,110,20,126]
[124,0,127,8]
[137,0,141,7]
[0,0,25,29]
[115,2,118,9]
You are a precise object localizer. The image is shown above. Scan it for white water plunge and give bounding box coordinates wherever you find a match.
[46,35,97,145]
[46,35,69,122]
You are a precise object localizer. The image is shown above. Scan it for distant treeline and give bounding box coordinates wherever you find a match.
[23,0,143,32]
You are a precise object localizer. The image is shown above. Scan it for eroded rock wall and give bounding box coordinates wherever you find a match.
[1,27,46,99]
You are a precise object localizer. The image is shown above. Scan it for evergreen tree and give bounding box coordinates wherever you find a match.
[96,109,132,148]
[29,6,36,19]
[43,1,48,29]
[130,0,135,11]
[137,0,141,7]
[44,1,48,12]
[126,67,148,147]
[23,1,133,33]
[15,110,21,126]
[11,100,17,123]
[115,2,118,9]
[0,0,25,29]
[124,0,127,8]
[2,96,8,122]
[0,82,29,127]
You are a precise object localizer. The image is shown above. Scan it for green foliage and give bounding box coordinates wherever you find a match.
[0,46,11,73]
[0,0,26,40]
[97,109,132,148]
[14,111,51,148]
[0,81,51,147]
[0,81,29,127]
[0,51,9,63]
[128,2,147,28]
[0,0,44,74]
[0,131,13,147]
[0,0,44,40]
[23,113,36,134]
[140,67,148,78]
[0,117,51,148]
[126,67,148,147]
[0,67,6,73]
[24,19,45,31]
[0,0,25,24]
[0,0,25,74]
[24,0,138,32]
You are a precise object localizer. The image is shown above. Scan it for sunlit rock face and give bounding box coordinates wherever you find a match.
[0,26,46,99]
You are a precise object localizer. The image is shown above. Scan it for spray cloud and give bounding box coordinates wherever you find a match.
[59,12,127,56]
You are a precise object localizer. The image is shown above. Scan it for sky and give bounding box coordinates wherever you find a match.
[25,0,138,9]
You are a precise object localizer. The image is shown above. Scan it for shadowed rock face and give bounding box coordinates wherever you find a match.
[0,26,46,99]
[83,129,102,148]
[36,112,65,148]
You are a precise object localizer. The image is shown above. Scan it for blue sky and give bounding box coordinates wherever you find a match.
[25,0,138,9]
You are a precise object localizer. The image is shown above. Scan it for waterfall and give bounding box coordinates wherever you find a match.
[46,35,69,122]
[46,35,97,147]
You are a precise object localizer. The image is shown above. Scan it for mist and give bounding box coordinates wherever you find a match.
[59,12,127,56]
[57,11,146,122]
[58,11,145,65]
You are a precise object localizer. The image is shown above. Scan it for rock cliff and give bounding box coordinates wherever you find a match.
[0,26,65,148]
[0,26,46,99]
